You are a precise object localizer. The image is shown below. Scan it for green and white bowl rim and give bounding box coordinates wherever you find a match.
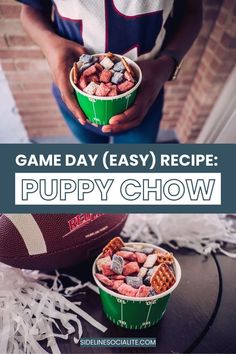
[92,242,182,302]
[70,53,142,101]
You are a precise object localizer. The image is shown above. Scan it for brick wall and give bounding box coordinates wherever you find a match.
[0,0,235,142]
[175,0,236,142]
[162,0,222,131]
[0,0,69,138]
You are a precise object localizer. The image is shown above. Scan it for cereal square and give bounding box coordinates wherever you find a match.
[117,80,134,93]
[100,57,114,70]
[116,251,136,261]
[95,83,111,96]
[136,285,151,298]
[136,252,147,264]
[101,263,115,276]
[83,81,99,95]
[96,255,111,272]
[113,61,125,72]
[112,280,124,290]
[111,72,124,85]
[117,283,137,297]
[111,254,124,275]
[83,64,97,77]
[96,273,113,287]
[126,276,143,289]
[123,261,140,276]
[143,254,158,268]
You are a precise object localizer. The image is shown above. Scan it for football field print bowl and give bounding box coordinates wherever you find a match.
[70,54,142,126]
[93,242,181,330]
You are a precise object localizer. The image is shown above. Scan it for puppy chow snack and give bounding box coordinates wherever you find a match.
[151,263,176,294]
[140,247,154,255]
[108,85,118,97]
[113,61,125,72]
[73,53,137,97]
[143,254,158,268]
[100,69,113,83]
[73,62,79,85]
[100,56,114,70]
[125,276,143,289]
[112,280,124,290]
[135,252,147,264]
[96,255,111,272]
[143,275,151,286]
[123,261,140,276]
[101,263,115,277]
[102,236,124,256]
[111,72,124,84]
[79,62,93,73]
[121,56,135,76]
[138,267,148,278]
[121,246,136,252]
[124,70,135,82]
[83,81,99,95]
[155,251,174,265]
[147,265,158,277]
[116,250,136,261]
[78,75,87,90]
[136,285,151,298]
[83,64,97,77]
[95,83,111,97]
[111,274,125,280]
[111,254,124,275]
[95,238,176,298]
[95,273,113,287]
[117,283,137,297]
[117,80,134,93]
[79,54,94,64]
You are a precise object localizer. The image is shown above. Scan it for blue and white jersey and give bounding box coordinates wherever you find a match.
[18,0,174,60]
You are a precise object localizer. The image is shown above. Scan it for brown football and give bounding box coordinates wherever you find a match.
[0,213,127,270]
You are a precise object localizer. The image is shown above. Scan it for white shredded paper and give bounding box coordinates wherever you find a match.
[122,214,236,257]
[0,266,106,354]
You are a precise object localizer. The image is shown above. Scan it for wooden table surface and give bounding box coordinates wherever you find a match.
[53,247,236,354]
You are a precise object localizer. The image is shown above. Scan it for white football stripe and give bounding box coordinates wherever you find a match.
[53,0,106,53]
[4,214,47,255]
[52,0,174,57]
[113,0,166,16]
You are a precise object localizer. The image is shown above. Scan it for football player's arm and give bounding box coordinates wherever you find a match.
[102,0,203,134]
[20,4,87,124]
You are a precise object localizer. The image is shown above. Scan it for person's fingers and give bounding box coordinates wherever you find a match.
[62,91,86,125]
[104,97,147,132]
[102,117,143,134]
[59,79,86,124]
[108,112,126,125]
[109,104,140,125]
[109,89,148,124]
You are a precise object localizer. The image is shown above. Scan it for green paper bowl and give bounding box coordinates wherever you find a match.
[70,54,142,125]
[92,242,181,330]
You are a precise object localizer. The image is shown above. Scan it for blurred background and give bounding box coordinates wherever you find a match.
[0,0,236,143]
